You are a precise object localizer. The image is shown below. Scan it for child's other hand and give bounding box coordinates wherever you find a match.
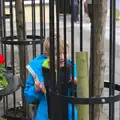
[70,78,77,84]
[35,84,41,92]
[74,78,77,84]
[35,81,46,93]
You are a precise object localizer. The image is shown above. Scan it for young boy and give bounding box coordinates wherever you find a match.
[24,36,77,120]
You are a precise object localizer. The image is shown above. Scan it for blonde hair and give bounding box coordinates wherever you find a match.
[44,36,69,55]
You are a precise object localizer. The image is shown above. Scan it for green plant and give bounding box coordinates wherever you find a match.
[0,54,8,90]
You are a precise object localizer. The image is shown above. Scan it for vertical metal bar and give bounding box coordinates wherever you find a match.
[3,0,7,115]
[64,0,67,86]
[40,0,43,54]
[43,0,46,38]
[64,0,67,65]
[80,0,83,51]
[71,0,75,95]
[0,2,5,110]
[22,0,28,117]
[71,0,75,119]
[49,0,55,119]
[109,0,114,120]
[32,0,36,58]
[109,0,116,119]
[109,0,113,97]
[0,0,3,53]
[22,0,26,82]
[63,0,68,119]
[90,0,95,120]
[112,0,116,119]
[3,97,6,113]
[112,0,116,99]
[55,1,61,120]
[109,0,113,98]
[49,0,55,88]
[5,96,8,114]
[56,0,60,91]
[0,0,5,114]
[10,0,16,116]
[3,0,6,67]
[23,44,27,117]
[10,0,15,75]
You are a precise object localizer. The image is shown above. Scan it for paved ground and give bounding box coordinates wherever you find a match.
[0,5,120,120]
[5,5,55,23]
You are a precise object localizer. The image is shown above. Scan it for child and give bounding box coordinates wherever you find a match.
[24,36,78,120]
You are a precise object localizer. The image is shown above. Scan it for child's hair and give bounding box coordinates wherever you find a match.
[44,35,69,55]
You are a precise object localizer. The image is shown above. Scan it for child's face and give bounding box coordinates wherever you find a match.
[47,52,68,68]
[47,45,69,68]
[55,52,68,68]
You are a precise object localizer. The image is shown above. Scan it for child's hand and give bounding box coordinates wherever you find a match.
[70,78,77,84]
[34,81,46,93]
[74,78,77,84]
[35,84,41,92]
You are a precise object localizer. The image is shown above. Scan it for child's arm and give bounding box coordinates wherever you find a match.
[70,64,77,84]
[24,74,43,104]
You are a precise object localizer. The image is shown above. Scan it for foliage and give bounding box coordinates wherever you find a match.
[0,54,8,90]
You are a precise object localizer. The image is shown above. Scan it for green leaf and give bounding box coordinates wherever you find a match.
[0,75,8,89]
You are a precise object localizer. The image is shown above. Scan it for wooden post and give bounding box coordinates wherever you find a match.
[76,52,89,120]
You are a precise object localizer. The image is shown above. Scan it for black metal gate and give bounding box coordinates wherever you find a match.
[0,0,120,120]
[0,0,45,119]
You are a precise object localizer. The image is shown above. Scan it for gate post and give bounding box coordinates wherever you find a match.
[76,52,89,120]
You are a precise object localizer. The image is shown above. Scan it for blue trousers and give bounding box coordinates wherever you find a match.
[73,4,79,21]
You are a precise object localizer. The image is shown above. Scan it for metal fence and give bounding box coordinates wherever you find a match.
[0,0,120,120]
[0,0,45,119]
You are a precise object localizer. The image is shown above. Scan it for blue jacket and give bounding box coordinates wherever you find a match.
[24,54,78,120]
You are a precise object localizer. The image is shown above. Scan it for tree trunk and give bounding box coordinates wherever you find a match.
[89,0,107,120]
[15,0,29,116]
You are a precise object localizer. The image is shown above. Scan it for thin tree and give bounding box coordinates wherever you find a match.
[15,0,29,116]
[84,0,107,120]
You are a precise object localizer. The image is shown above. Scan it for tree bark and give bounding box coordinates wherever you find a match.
[15,0,29,116]
[89,0,107,120]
